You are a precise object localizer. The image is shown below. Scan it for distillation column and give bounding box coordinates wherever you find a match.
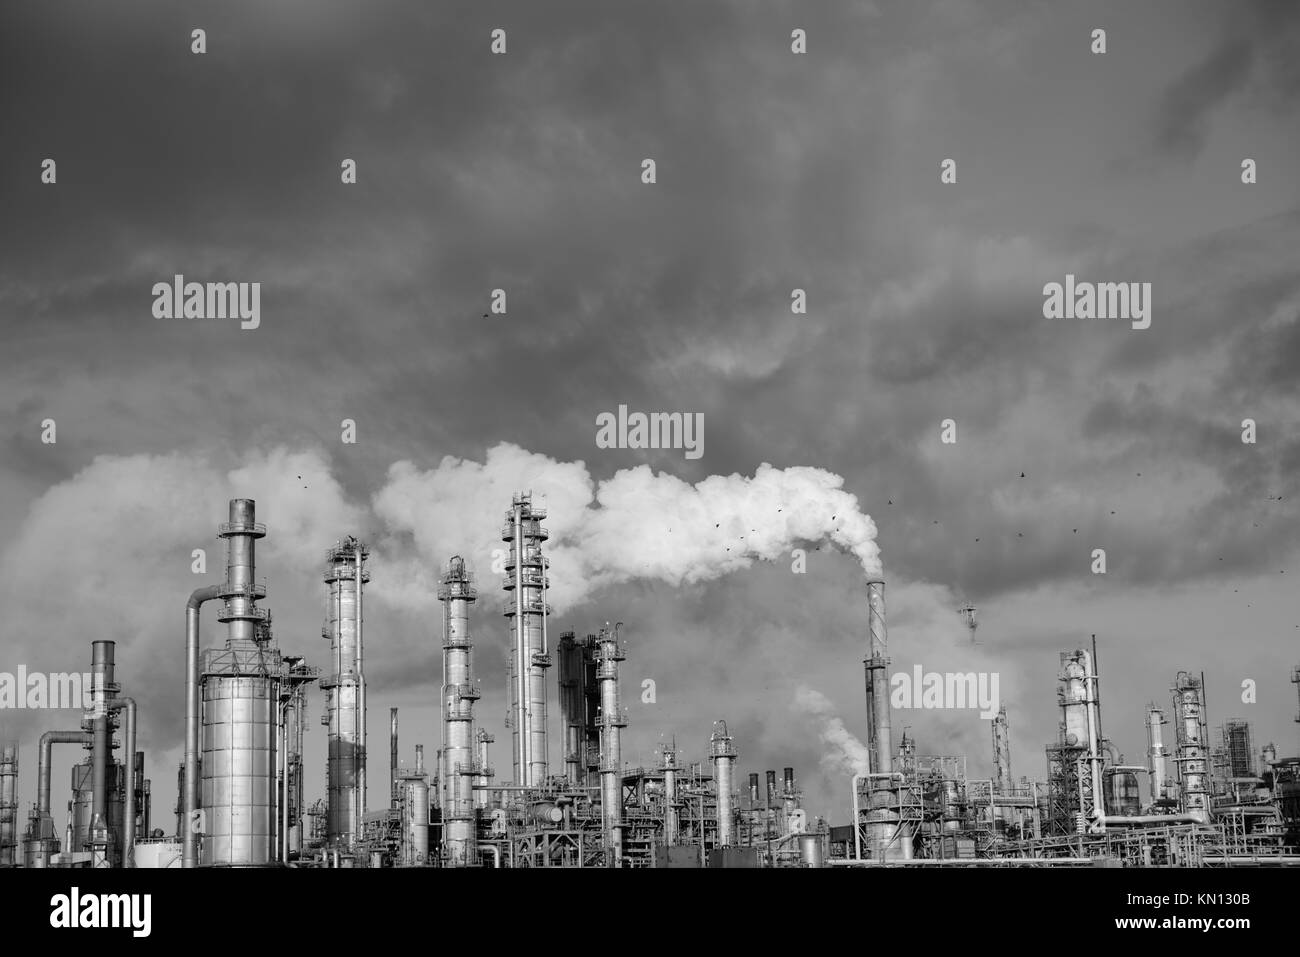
[322,536,369,852]
[992,706,1012,794]
[0,744,17,866]
[199,499,281,867]
[1147,705,1171,805]
[438,556,480,867]
[661,746,680,846]
[710,723,737,848]
[502,494,551,786]
[1172,673,1210,823]
[475,729,494,809]
[596,625,627,861]
[557,631,585,786]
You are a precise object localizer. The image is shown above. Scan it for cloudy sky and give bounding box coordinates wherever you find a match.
[2,0,1299,830]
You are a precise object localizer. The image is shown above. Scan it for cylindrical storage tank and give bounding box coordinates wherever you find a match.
[133,840,182,868]
[1105,770,1141,816]
[71,760,126,866]
[201,675,276,866]
[403,777,429,865]
[798,832,823,868]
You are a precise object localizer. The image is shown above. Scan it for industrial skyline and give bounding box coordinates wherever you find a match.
[2,0,1300,869]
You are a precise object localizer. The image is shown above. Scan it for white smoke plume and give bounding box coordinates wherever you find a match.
[371,442,881,611]
[793,685,872,777]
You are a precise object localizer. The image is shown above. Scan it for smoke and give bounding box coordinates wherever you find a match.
[371,441,881,610]
[0,446,362,744]
[793,685,872,777]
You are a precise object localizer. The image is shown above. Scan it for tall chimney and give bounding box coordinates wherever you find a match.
[864,580,892,775]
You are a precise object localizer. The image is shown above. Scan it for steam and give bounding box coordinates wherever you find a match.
[793,685,872,777]
[372,442,881,610]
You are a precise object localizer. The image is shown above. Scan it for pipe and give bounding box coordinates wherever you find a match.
[477,843,501,868]
[38,731,92,815]
[105,696,136,867]
[513,502,527,783]
[390,708,399,808]
[184,583,224,868]
[89,640,116,866]
[356,543,366,838]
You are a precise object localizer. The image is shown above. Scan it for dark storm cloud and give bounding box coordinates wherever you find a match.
[1153,36,1254,159]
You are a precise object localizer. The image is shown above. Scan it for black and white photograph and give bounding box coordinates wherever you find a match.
[1,0,1297,938]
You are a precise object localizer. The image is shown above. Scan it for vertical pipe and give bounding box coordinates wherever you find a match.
[390,708,399,809]
[107,697,136,867]
[184,584,224,868]
[513,503,527,783]
[356,546,366,840]
[281,705,288,863]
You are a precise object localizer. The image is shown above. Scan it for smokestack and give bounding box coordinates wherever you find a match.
[390,708,399,808]
[765,770,777,808]
[415,744,424,776]
[748,772,760,807]
[783,767,795,793]
[863,580,892,775]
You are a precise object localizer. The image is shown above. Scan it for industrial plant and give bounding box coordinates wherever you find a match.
[2,496,1299,869]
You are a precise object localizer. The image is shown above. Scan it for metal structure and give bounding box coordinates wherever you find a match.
[710,722,736,847]
[1172,672,1210,824]
[0,744,17,866]
[991,705,1011,795]
[15,492,1300,870]
[321,535,369,852]
[596,624,627,860]
[438,555,480,866]
[503,493,551,787]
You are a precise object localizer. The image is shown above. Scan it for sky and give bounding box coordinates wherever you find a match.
[1,0,1299,834]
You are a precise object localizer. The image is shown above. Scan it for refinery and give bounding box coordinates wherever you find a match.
[1,496,1299,869]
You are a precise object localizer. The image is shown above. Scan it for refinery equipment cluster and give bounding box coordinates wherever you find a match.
[2,496,1300,869]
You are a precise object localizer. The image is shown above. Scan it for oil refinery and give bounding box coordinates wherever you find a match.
[2,496,1299,870]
